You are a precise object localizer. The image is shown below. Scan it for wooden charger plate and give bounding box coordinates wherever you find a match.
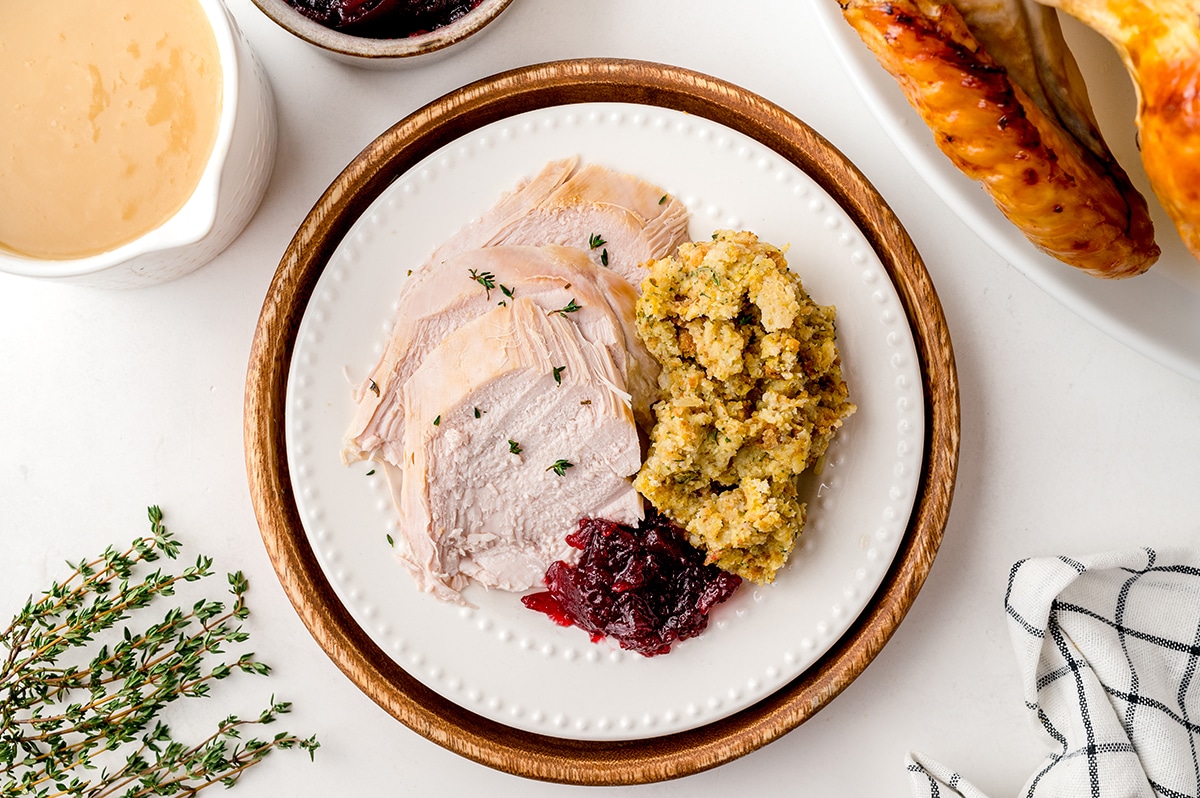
[244,58,959,784]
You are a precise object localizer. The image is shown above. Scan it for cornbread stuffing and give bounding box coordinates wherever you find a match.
[632,230,855,583]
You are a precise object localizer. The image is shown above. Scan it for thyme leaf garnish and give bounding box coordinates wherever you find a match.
[546,459,574,477]
[552,366,565,385]
[508,440,522,455]
[600,249,609,267]
[548,299,582,317]
[588,233,606,250]
[433,415,441,426]
[468,268,497,298]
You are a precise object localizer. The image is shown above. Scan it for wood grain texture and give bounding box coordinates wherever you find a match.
[244,58,960,785]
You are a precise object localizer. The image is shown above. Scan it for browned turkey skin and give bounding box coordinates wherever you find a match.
[840,0,1159,277]
[1037,0,1200,265]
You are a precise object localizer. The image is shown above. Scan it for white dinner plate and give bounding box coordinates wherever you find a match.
[815,4,1200,382]
[283,101,925,741]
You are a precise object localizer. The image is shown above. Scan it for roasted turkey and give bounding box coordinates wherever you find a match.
[1035,0,1200,264]
[839,0,1161,277]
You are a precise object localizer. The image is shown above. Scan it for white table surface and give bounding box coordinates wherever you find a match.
[3,1,1200,794]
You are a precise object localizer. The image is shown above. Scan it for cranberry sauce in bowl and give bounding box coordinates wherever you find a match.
[285,0,483,38]
[250,0,511,68]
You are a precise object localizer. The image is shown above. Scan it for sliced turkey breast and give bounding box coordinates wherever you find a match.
[342,244,658,467]
[422,156,691,286]
[394,297,643,604]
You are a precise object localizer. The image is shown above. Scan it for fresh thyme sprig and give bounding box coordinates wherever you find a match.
[0,506,318,798]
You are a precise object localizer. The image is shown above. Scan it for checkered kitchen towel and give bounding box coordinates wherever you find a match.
[908,549,1200,798]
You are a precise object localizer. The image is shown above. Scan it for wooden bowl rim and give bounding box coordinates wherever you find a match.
[244,57,960,785]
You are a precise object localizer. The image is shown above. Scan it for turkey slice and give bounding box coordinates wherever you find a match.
[420,156,690,287]
[394,297,643,604]
[342,244,658,467]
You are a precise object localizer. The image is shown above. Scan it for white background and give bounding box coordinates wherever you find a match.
[2,1,1199,794]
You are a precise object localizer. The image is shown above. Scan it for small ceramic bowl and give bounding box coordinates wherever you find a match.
[250,0,513,69]
[0,0,277,289]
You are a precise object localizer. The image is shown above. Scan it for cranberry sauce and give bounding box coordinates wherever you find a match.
[286,0,483,39]
[521,512,742,657]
